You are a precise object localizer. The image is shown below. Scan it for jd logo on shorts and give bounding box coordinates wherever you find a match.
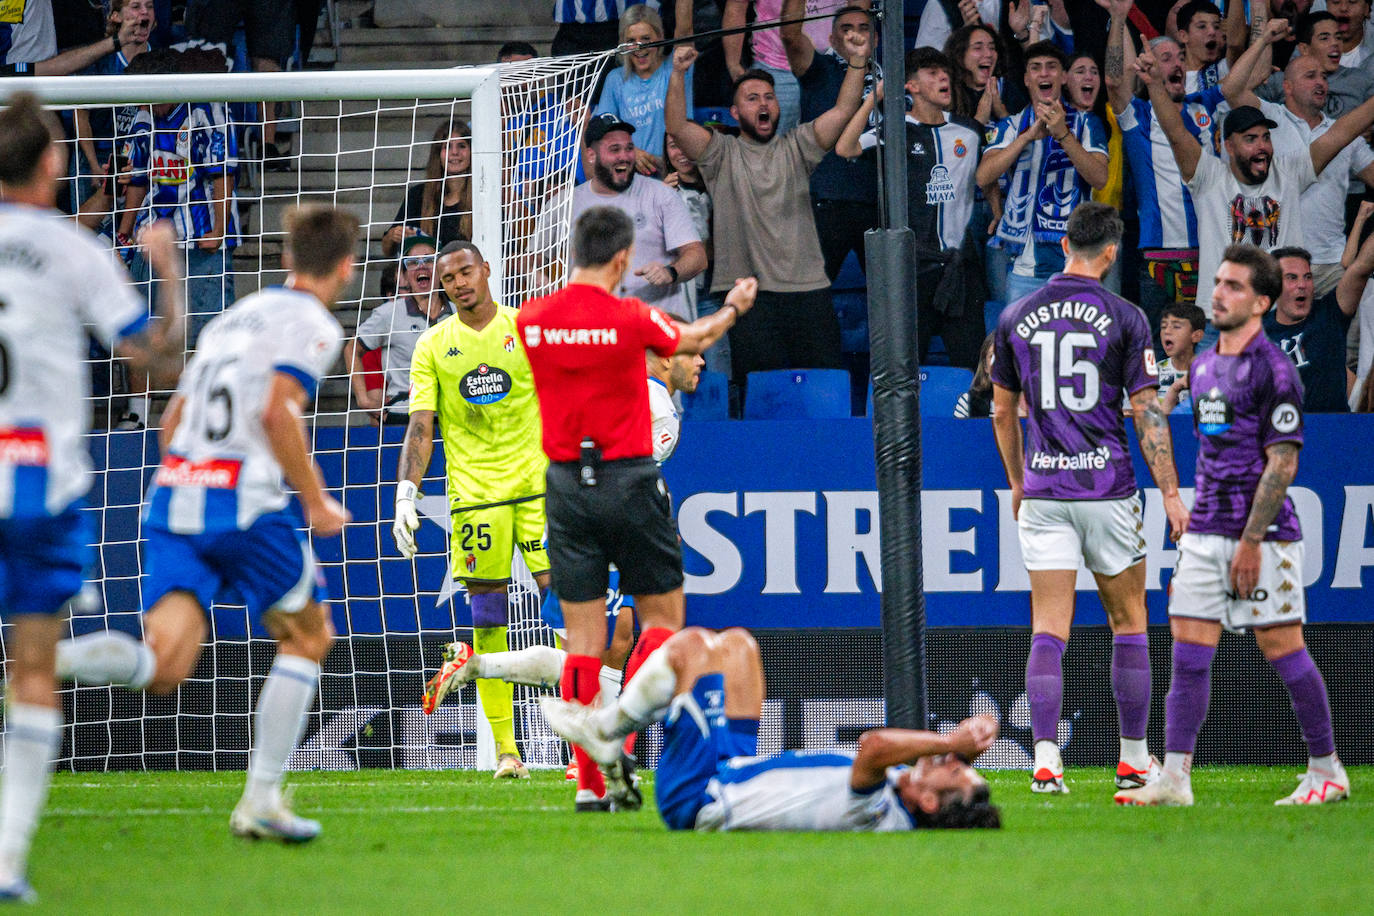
[461,364,512,404]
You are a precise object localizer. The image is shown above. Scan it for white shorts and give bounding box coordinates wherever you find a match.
[1018,495,1145,577]
[1168,532,1305,631]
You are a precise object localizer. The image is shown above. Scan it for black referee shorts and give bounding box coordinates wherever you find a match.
[546,458,683,603]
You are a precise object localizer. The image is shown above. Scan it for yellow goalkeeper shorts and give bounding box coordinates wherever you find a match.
[449,494,549,583]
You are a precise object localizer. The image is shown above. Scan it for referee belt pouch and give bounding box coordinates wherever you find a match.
[918,228,986,318]
[1142,248,1200,304]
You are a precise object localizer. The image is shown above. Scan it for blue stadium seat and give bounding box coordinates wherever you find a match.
[681,369,729,421]
[919,366,975,416]
[745,369,851,420]
[833,250,866,291]
[833,290,869,354]
[984,299,1004,334]
[693,106,739,128]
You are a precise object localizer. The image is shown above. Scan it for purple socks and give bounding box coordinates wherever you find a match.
[470,591,509,629]
[1272,648,1336,758]
[1112,634,1151,741]
[1165,641,1215,754]
[1026,632,1066,743]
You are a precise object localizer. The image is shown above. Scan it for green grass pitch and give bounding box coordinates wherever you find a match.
[34,767,1373,913]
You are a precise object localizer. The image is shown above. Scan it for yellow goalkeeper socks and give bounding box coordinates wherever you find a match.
[473,625,518,759]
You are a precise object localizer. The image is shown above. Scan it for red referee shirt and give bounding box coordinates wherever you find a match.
[517,283,681,462]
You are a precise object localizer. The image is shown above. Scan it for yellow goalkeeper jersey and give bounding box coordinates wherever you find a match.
[408,304,546,508]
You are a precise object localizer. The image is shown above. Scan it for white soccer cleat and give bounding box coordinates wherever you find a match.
[1275,760,1350,806]
[1114,772,1194,807]
[494,753,530,780]
[230,798,322,843]
[1031,766,1068,794]
[537,696,620,766]
[1115,756,1161,790]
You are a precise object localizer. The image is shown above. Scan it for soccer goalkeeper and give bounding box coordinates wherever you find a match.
[394,240,548,780]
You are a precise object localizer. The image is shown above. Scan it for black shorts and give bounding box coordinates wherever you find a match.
[546,458,683,603]
[185,0,294,63]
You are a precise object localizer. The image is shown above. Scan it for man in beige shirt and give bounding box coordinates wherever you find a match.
[665,31,870,381]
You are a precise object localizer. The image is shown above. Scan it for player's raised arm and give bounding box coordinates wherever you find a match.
[674,277,758,354]
[1129,387,1189,541]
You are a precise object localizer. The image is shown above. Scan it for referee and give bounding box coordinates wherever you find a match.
[518,206,755,811]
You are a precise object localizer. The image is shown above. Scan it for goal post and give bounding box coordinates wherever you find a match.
[3,54,613,772]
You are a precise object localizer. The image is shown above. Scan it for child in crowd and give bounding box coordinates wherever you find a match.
[1158,302,1206,414]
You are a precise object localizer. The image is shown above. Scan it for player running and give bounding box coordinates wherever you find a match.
[54,204,355,842]
[394,241,549,780]
[1117,246,1348,808]
[0,91,184,903]
[991,202,1189,794]
[540,628,1002,831]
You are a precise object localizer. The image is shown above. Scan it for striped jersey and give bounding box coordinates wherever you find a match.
[989,107,1108,276]
[859,114,980,253]
[1117,89,1225,248]
[0,0,54,65]
[144,287,343,534]
[552,0,644,24]
[694,752,916,832]
[127,102,239,247]
[408,305,546,508]
[0,204,148,517]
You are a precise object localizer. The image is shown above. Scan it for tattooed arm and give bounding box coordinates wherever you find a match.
[1230,441,1300,598]
[397,410,437,489]
[1101,0,1135,115]
[1130,387,1189,541]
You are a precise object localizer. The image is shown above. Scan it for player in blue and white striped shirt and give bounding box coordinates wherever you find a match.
[0,92,184,904]
[55,206,355,845]
[541,628,1002,832]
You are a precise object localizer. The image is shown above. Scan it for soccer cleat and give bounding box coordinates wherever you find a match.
[421,642,474,715]
[537,696,620,766]
[1115,756,1161,790]
[1114,773,1194,807]
[605,752,643,812]
[230,798,322,843]
[574,788,612,812]
[1031,767,1068,794]
[494,753,530,780]
[564,762,578,782]
[1275,761,1350,806]
[0,877,35,904]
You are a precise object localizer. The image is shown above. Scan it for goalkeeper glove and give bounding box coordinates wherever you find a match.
[393,480,420,559]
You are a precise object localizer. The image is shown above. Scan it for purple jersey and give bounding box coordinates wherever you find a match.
[992,273,1157,500]
[1187,331,1303,541]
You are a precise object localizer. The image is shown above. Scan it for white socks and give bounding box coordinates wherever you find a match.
[0,704,61,882]
[1033,739,1062,773]
[1163,751,1193,783]
[1120,737,1149,771]
[472,645,565,690]
[243,655,319,809]
[55,632,156,689]
[598,665,623,702]
[593,648,677,739]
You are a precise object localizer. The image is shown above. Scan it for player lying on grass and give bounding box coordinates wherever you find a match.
[540,627,1002,831]
[54,205,356,843]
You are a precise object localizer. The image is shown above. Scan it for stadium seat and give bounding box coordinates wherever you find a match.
[744,369,851,419]
[919,366,974,416]
[359,347,384,393]
[984,299,1004,334]
[832,250,866,291]
[681,369,729,420]
[693,105,739,128]
[833,290,869,355]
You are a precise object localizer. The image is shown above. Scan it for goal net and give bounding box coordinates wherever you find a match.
[9,53,612,772]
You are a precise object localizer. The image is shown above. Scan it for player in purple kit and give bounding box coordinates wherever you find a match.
[1117,245,1348,808]
[992,203,1190,795]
